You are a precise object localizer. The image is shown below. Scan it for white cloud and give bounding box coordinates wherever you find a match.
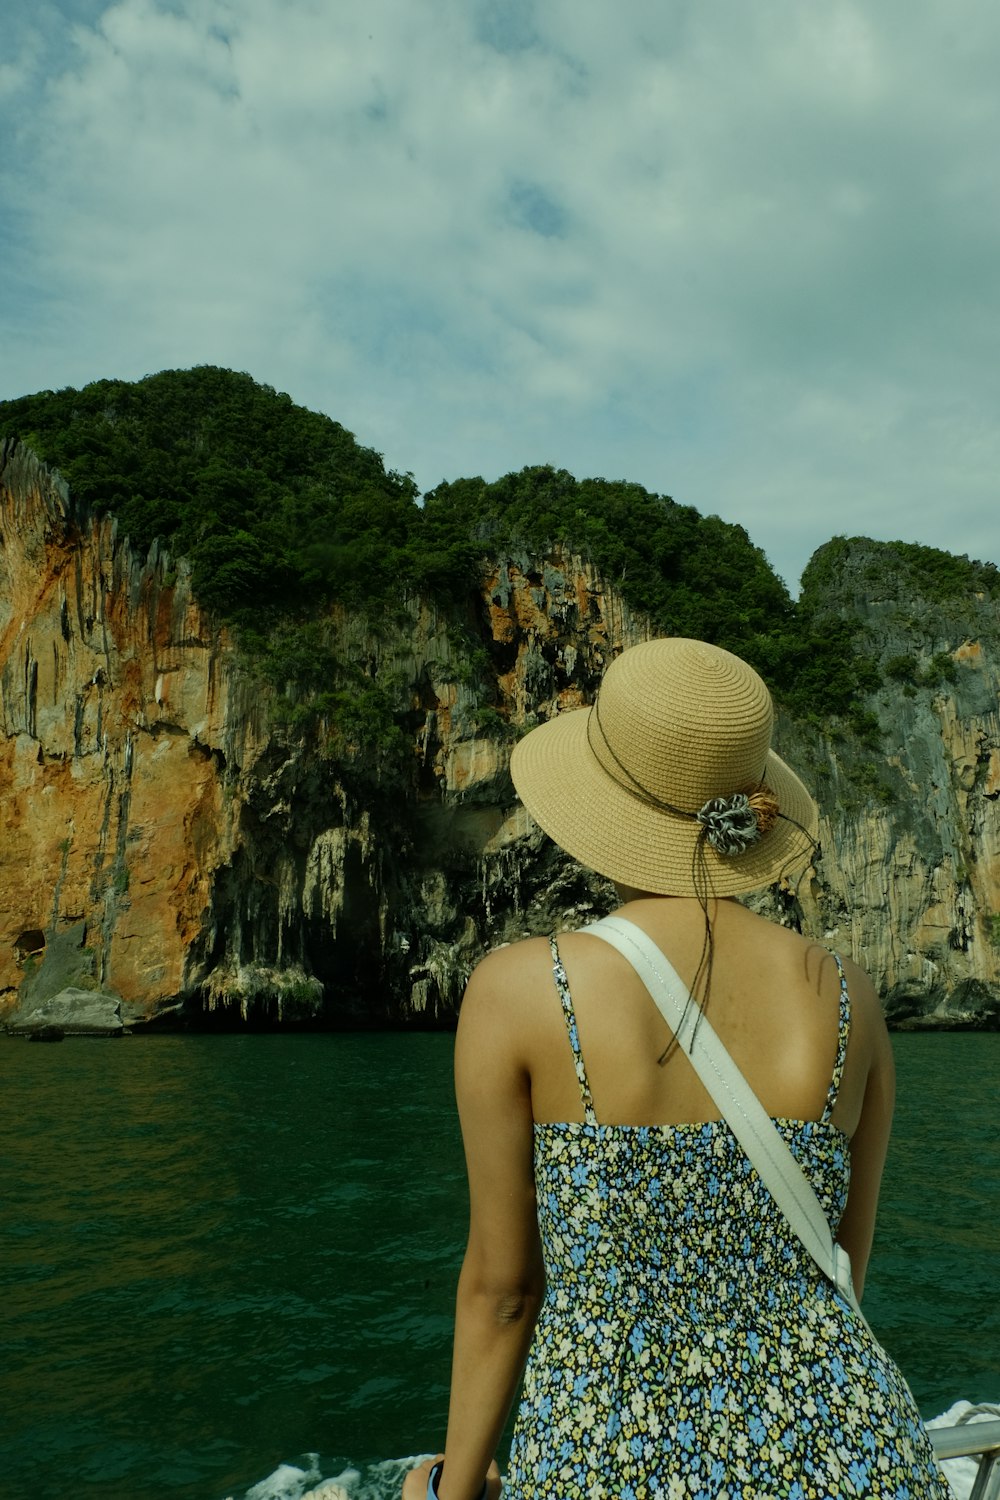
[2,0,1000,588]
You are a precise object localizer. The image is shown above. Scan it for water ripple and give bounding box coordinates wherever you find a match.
[1,1031,996,1500]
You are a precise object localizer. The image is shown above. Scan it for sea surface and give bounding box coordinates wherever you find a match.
[1,1031,997,1500]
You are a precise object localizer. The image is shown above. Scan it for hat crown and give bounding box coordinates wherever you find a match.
[594,639,773,808]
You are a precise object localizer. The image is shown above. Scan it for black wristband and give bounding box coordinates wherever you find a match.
[426,1460,488,1500]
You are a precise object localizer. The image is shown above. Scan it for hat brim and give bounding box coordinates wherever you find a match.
[510,706,818,897]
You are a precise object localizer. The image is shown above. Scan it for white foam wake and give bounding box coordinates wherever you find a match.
[227,1455,425,1500]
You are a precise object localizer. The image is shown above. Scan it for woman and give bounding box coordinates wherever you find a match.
[404,637,948,1500]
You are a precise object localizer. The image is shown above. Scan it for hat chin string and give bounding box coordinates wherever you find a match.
[586,696,819,871]
[584,698,728,1054]
[586,698,820,1063]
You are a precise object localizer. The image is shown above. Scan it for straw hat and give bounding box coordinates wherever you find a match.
[509,637,818,897]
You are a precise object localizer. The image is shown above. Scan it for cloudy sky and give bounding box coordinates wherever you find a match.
[2,0,998,591]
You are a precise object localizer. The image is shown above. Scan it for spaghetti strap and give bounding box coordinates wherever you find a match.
[820,951,851,1123]
[549,936,597,1125]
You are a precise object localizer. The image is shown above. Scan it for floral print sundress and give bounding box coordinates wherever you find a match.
[505,938,949,1500]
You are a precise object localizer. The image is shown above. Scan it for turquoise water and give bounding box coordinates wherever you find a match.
[1,1032,997,1500]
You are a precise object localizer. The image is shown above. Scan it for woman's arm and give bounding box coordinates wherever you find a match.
[406,948,545,1500]
[835,963,896,1300]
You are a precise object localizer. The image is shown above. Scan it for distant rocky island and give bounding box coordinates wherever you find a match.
[2,368,999,1033]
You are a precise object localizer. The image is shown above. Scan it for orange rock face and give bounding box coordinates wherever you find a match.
[0,443,250,1016]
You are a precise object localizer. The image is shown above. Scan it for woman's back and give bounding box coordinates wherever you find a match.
[522,904,857,1314]
[502,904,948,1500]
[516,897,877,1139]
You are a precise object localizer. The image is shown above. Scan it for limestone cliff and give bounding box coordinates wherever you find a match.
[783,540,1000,1028]
[0,441,647,1027]
[1,444,998,1029]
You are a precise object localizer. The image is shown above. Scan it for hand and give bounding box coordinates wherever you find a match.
[402,1455,442,1500]
[401,1455,502,1500]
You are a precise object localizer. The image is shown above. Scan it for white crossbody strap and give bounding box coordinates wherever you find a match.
[582,915,865,1320]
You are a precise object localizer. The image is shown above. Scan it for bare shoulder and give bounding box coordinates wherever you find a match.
[837,952,879,1008]
[747,912,873,1002]
[459,936,555,1032]
[465,936,553,997]
[837,951,892,1056]
[790,932,884,1027]
[734,906,848,993]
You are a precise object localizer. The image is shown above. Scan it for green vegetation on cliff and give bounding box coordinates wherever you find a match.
[424,467,790,644]
[0,366,424,619]
[1,366,878,734]
[422,468,879,725]
[802,535,1000,607]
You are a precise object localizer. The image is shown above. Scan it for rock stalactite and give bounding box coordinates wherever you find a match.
[2,442,998,1030]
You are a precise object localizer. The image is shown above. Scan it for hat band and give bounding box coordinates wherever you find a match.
[586,697,778,858]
